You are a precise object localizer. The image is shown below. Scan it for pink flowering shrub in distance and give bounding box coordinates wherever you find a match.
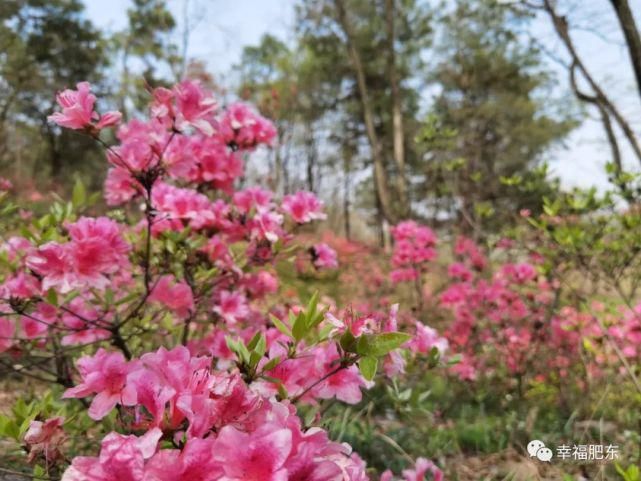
[386,223,614,391]
[0,80,443,480]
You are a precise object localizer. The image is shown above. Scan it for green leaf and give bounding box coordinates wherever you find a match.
[339,330,357,353]
[269,314,292,337]
[306,291,319,321]
[276,382,289,400]
[247,332,262,351]
[368,332,411,357]
[45,288,58,306]
[249,351,263,369]
[255,334,267,358]
[262,356,280,372]
[292,312,307,341]
[359,356,378,381]
[356,335,371,356]
[72,176,87,208]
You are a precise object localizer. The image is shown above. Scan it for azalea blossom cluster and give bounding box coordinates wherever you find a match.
[434,236,569,381]
[389,221,437,284]
[552,302,641,381]
[0,80,440,479]
[59,345,369,481]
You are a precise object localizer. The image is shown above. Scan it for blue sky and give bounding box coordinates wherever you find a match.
[82,0,641,191]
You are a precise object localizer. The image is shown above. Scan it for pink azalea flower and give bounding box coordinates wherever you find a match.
[402,457,443,481]
[250,209,284,242]
[48,82,121,131]
[311,243,338,269]
[213,425,292,481]
[104,167,140,205]
[409,322,449,356]
[21,302,57,340]
[233,187,273,214]
[27,217,130,293]
[312,345,370,404]
[152,182,224,231]
[131,346,211,429]
[61,428,161,481]
[0,272,41,299]
[390,267,418,284]
[282,191,326,224]
[213,290,250,325]
[242,271,279,298]
[0,176,13,191]
[1,236,34,263]
[149,275,195,319]
[63,349,139,420]
[218,103,277,150]
[24,417,65,463]
[145,438,220,481]
[193,137,244,191]
[201,235,233,268]
[447,262,473,281]
[174,80,217,136]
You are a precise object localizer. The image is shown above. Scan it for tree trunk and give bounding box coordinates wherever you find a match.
[305,121,316,192]
[385,0,409,218]
[610,0,641,100]
[342,143,352,240]
[45,124,62,178]
[334,0,397,224]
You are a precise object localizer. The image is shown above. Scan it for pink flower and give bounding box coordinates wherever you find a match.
[184,137,244,191]
[1,236,34,262]
[447,262,473,281]
[0,272,41,299]
[312,345,370,404]
[63,349,139,419]
[213,290,250,325]
[95,111,122,129]
[311,243,338,269]
[201,235,233,268]
[48,82,121,131]
[213,425,292,481]
[233,187,273,213]
[130,346,212,430]
[0,176,13,191]
[409,322,449,356]
[24,417,65,463]
[104,167,140,205]
[390,267,418,284]
[282,191,326,224]
[402,457,443,481]
[151,182,225,231]
[174,80,217,135]
[388,221,438,285]
[145,438,220,481]
[219,103,277,150]
[149,275,194,318]
[61,428,161,481]
[243,271,279,298]
[21,302,57,340]
[27,217,130,293]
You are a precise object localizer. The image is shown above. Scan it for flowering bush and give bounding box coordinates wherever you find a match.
[0,80,442,480]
